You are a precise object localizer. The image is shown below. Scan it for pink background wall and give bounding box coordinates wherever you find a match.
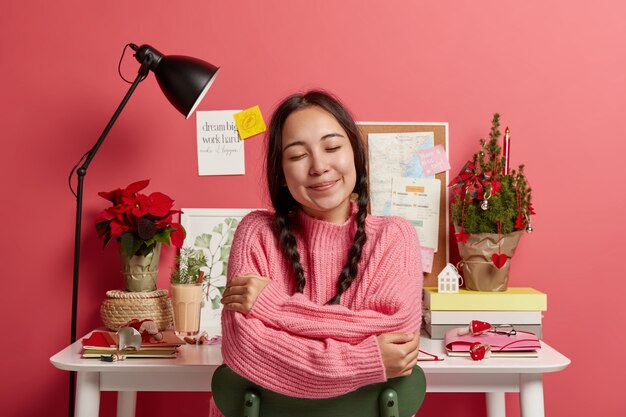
[2,1,624,416]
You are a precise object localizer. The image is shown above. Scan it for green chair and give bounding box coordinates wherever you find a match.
[211,365,427,417]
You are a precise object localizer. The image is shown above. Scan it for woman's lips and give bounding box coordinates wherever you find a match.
[309,180,338,191]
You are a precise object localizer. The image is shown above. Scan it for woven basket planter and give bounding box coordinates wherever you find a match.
[100,288,173,331]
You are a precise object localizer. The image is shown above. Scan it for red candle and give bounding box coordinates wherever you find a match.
[503,127,510,175]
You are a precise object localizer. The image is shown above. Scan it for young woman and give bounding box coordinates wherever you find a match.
[209,90,423,416]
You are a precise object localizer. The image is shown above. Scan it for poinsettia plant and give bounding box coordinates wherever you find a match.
[95,179,186,257]
[450,113,535,241]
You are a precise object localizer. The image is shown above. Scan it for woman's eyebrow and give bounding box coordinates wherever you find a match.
[283,133,345,151]
[320,132,344,140]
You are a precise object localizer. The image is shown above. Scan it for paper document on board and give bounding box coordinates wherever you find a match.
[367,132,434,216]
[196,110,245,176]
[391,177,441,252]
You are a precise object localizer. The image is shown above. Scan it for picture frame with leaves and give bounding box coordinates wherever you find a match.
[179,208,259,336]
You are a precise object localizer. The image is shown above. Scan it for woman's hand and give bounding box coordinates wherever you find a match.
[376,332,420,379]
[221,273,271,314]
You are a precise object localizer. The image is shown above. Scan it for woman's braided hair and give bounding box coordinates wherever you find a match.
[266,90,369,305]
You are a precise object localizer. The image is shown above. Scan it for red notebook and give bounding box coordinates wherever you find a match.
[82,331,185,349]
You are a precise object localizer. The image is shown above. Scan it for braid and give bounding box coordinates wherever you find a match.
[273,211,307,293]
[327,175,369,305]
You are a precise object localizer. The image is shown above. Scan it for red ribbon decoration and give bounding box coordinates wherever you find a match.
[450,161,501,201]
[449,161,485,200]
[455,227,470,243]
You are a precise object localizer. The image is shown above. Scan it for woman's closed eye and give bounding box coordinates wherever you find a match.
[326,146,341,152]
[288,153,307,161]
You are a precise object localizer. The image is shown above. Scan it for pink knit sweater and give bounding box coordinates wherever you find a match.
[209,206,423,416]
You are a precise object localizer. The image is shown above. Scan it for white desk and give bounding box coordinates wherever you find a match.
[51,332,570,417]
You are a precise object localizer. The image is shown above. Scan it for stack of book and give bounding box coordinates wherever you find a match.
[81,330,185,358]
[422,287,546,340]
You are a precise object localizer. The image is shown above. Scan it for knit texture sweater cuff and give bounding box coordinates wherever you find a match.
[248,281,290,322]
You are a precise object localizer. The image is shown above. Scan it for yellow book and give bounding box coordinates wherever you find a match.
[423,287,547,311]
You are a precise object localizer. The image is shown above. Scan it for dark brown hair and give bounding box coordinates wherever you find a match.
[266,90,368,304]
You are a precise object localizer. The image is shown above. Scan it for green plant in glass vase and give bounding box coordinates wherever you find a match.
[449,113,535,291]
[171,247,208,285]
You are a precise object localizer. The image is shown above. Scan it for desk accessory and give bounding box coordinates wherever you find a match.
[444,327,541,360]
[449,113,534,291]
[170,247,208,336]
[67,42,219,417]
[100,289,173,331]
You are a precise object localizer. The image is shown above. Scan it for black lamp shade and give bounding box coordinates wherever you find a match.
[154,56,220,119]
[133,44,219,119]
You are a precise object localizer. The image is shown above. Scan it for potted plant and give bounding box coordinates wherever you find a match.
[449,113,535,291]
[95,179,186,292]
[170,247,208,336]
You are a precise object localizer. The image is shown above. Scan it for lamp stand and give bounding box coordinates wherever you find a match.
[68,63,149,417]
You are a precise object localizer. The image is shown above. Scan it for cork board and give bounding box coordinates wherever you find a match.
[357,122,449,287]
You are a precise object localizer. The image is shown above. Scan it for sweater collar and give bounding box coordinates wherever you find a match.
[293,201,358,249]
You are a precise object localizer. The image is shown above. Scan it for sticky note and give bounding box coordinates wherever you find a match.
[233,105,266,139]
[420,246,435,274]
[418,145,450,176]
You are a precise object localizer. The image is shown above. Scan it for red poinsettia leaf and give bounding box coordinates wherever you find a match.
[109,220,128,239]
[528,203,536,215]
[147,192,174,217]
[170,223,186,248]
[97,188,126,203]
[131,194,150,218]
[125,179,150,194]
[491,253,508,269]
[95,210,115,224]
[155,214,173,229]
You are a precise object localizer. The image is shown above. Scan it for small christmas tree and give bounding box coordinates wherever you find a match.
[450,113,534,239]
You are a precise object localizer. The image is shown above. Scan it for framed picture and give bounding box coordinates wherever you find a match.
[180,208,260,336]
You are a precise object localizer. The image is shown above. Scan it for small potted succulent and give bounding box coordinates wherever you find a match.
[449,113,535,291]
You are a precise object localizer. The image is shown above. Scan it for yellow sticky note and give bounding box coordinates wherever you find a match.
[233,105,266,140]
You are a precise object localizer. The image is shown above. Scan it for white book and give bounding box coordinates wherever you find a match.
[423,309,543,325]
[424,323,543,340]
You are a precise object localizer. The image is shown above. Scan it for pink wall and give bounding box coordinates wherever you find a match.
[2,1,625,416]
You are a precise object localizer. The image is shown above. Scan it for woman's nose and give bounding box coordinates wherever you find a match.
[309,153,329,176]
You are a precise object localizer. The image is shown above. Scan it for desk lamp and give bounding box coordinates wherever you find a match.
[67,43,219,416]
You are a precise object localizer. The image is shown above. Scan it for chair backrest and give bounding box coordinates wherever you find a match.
[212,365,427,417]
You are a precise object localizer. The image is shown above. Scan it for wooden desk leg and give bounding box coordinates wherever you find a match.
[519,374,544,417]
[486,392,506,417]
[75,372,100,417]
[117,391,137,417]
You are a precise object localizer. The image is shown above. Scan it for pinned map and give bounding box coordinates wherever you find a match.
[368,131,434,215]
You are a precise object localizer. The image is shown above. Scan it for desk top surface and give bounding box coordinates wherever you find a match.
[50,330,570,374]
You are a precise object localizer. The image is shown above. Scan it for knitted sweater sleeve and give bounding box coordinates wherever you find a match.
[248,218,423,344]
[220,212,386,398]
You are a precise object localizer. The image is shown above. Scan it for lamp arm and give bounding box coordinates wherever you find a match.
[68,61,149,417]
